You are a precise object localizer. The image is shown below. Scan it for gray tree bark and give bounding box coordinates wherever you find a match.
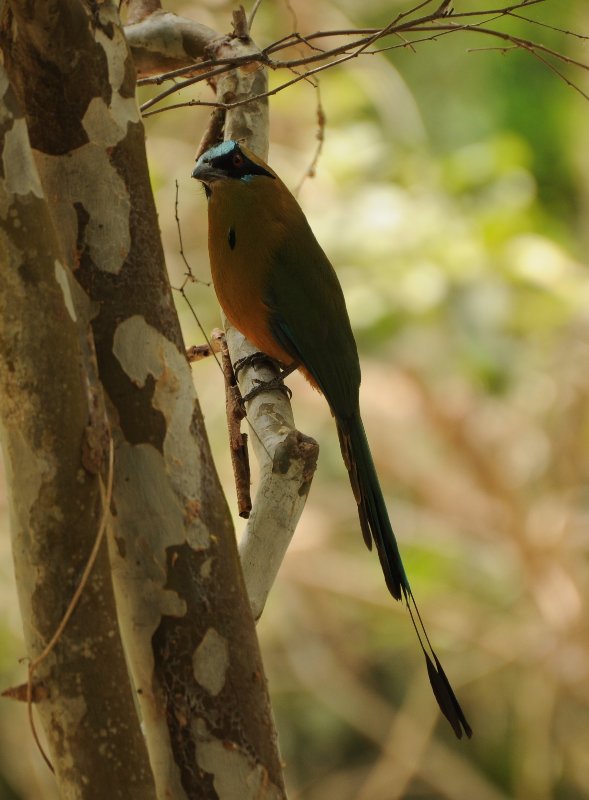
[0,1,287,797]
[0,62,156,800]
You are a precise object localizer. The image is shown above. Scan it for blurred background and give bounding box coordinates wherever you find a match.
[1,1,588,797]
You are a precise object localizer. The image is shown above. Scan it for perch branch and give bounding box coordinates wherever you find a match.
[226,327,319,620]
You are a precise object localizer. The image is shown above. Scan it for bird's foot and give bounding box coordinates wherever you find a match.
[242,376,293,403]
[233,352,280,379]
[233,352,298,403]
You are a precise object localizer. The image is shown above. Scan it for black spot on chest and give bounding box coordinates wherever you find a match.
[228,227,236,250]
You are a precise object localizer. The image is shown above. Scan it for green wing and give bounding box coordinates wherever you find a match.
[265,212,361,420]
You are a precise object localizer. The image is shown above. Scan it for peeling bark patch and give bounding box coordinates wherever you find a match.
[113,443,189,625]
[1,3,107,156]
[195,722,283,800]
[113,316,206,542]
[36,146,131,274]
[114,372,166,450]
[192,629,229,697]
[96,12,131,95]
[113,315,167,389]
[82,96,137,149]
[2,119,43,198]
[54,261,77,321]
[151,544,220,796]
[184,499,201,524]
[151,541,281,795]
[95,10,140,119]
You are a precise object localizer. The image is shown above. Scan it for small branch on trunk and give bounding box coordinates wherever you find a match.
[186,342,218,362]
[215,330,252,520]
[232,5,250,40]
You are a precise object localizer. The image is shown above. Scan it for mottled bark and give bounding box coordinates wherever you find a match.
[0,60,156,800]
[0,1,285,798]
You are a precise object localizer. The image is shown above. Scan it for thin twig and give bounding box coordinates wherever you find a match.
[507,11,589,39]
[174,180,209,287]
[172,181,223,371]
[140,59,263,112]
[248,0,264,32]
[416,21,589,72]
[137,53,264,87]
[176,284,223,372]
[139,0,581,119]
[294,82,326,196]
[171,181,223,374]
[136,0,548,92]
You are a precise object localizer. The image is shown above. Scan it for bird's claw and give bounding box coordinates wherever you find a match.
[233,352,279,379]
[242,376,293,403]
[234,351,293,402]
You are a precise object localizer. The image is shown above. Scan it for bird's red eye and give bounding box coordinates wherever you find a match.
[232,153,244,168]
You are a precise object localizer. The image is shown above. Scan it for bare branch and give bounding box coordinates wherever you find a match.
[216,330,253,519]
[294,82,326,196]
[226,329,319,621]
[507,11,589,39]
[125,0,162,25]
[125,11,223,77]
[136,0,586,119]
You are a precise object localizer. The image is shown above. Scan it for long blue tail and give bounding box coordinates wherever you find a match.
[337,410,472,739]
[337,411,409,601]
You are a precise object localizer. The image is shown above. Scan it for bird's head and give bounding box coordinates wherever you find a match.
[191,141,275,196]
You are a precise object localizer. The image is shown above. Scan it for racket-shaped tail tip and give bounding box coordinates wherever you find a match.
[425,652,472,739]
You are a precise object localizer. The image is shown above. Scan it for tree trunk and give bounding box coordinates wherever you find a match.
[0,64,156,799]
[0,1,286,797]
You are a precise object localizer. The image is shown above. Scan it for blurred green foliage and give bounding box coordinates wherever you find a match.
[1,1,588,798]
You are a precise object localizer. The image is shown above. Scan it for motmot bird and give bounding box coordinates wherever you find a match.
[192,140,472,739]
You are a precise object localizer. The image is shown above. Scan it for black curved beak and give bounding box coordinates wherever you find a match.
[191,157,225,184]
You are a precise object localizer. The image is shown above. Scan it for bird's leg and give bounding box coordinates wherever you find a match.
[243,376,293,403]
[233,351,279,379]
[238,358,298,403]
